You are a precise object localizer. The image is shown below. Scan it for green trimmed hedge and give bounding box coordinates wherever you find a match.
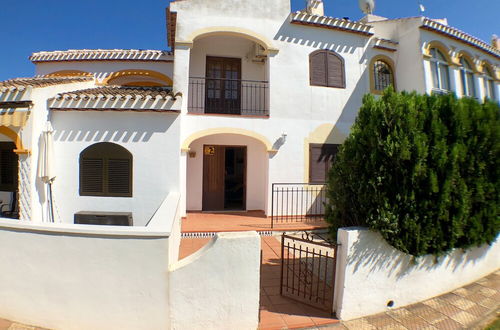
[325,89,500,256]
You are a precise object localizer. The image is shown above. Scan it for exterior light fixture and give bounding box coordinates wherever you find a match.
[281,132,287,143]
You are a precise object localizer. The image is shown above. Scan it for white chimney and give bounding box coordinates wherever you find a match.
[493,35,500,50]
[307,0,324,16]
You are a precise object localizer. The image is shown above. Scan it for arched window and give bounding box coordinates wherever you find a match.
[372,59,395,93]
[483,65,497,100]
[79,143,132,197]
[309,50,345,88]
[429,48,450,91]
[459,57,476,97]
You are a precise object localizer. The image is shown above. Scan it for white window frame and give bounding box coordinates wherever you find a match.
[429,48,451,92]
[459,57,476,98]
[483,67,497,101]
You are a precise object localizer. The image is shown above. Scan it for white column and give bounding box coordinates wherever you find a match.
[422,60,434,94]
[473,74,482,100]
[448,65,459,96]
[477,75,486,101]
[172,45,192,115]
[453,67,463,97]
[265,53,278,216]
[179,151,188,217]
[495,81,500,102]
[173,45,191,217]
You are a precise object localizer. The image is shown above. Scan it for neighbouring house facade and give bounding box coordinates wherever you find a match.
[0,0,498,226]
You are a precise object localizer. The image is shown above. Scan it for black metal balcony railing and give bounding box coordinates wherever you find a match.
[188,77,269,116]
[271,183,327,228]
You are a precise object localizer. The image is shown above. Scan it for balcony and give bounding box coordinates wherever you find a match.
[188,77,269,116]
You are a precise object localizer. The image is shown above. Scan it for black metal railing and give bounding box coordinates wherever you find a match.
[280,233,337,312]
[188,77,269,116]
[271,183,327,228]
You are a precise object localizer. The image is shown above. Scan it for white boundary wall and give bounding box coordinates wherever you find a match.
[0,193,182,330]
[169,231,261,330]
[334,227,500,320]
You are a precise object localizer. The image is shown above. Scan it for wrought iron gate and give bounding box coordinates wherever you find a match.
[280,232,337,312]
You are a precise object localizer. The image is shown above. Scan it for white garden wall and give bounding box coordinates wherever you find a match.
[334,227,500,320]
[0,218,173,330]
[148,192,182,264]
[169,231,261,330]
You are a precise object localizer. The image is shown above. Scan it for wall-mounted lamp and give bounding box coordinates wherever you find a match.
[188,151,197,158]
[281,132,287,143]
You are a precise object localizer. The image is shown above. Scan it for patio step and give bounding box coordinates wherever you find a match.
[180,228,329,239]
[181,231,274,238]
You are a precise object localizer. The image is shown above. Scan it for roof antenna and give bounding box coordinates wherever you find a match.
[358,0,375,15]
[417,1,426,16]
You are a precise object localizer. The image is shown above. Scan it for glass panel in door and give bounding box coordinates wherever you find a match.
[206,57,241,114]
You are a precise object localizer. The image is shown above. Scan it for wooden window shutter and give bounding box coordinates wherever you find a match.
[309,144,340,183]
[79,142,133,197]
[309,145,326,183]
[327,52,345,88]
[310,51,327,86]
[107,159,132,195]
[80,158,104,194]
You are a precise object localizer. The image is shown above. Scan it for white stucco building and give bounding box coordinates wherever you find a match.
[0,0,498,226]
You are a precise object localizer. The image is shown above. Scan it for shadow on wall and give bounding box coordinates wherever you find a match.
[274,15,370,128]
[273,14,367,55]
[35,135,48,206]
[335,60,370,133]
[347,228,493,279]
[52,117,174,143]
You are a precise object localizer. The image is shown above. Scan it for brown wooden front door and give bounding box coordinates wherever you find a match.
[205,56,241,114]
[202,145,246,211]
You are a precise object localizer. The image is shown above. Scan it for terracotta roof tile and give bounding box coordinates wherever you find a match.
[291,11,374,36]
[30,49,173,63]
[0,76,93,89]
[53,86,176,100]
[421,18,500,58]
[49,86,181,112]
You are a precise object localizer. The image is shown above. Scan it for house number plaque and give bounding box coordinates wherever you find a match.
[204,146,215,155]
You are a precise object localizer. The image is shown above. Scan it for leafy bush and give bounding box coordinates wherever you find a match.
[325,88,500,256]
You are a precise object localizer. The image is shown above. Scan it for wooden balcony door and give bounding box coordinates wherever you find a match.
[205,56,241,114]
[202,145,246,211]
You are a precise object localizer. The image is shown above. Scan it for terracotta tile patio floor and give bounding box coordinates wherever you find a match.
[258,236,340,330]
[181,211,328,233]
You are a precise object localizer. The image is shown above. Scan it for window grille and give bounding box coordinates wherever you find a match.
[373,60,394,91]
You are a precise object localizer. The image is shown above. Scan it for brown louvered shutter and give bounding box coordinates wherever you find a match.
[107,159,131,195]
[327,52,345,88]
[309,145,325,183]
[80,158,104,195]
[309,144,340,183]
[310,51,327,86]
